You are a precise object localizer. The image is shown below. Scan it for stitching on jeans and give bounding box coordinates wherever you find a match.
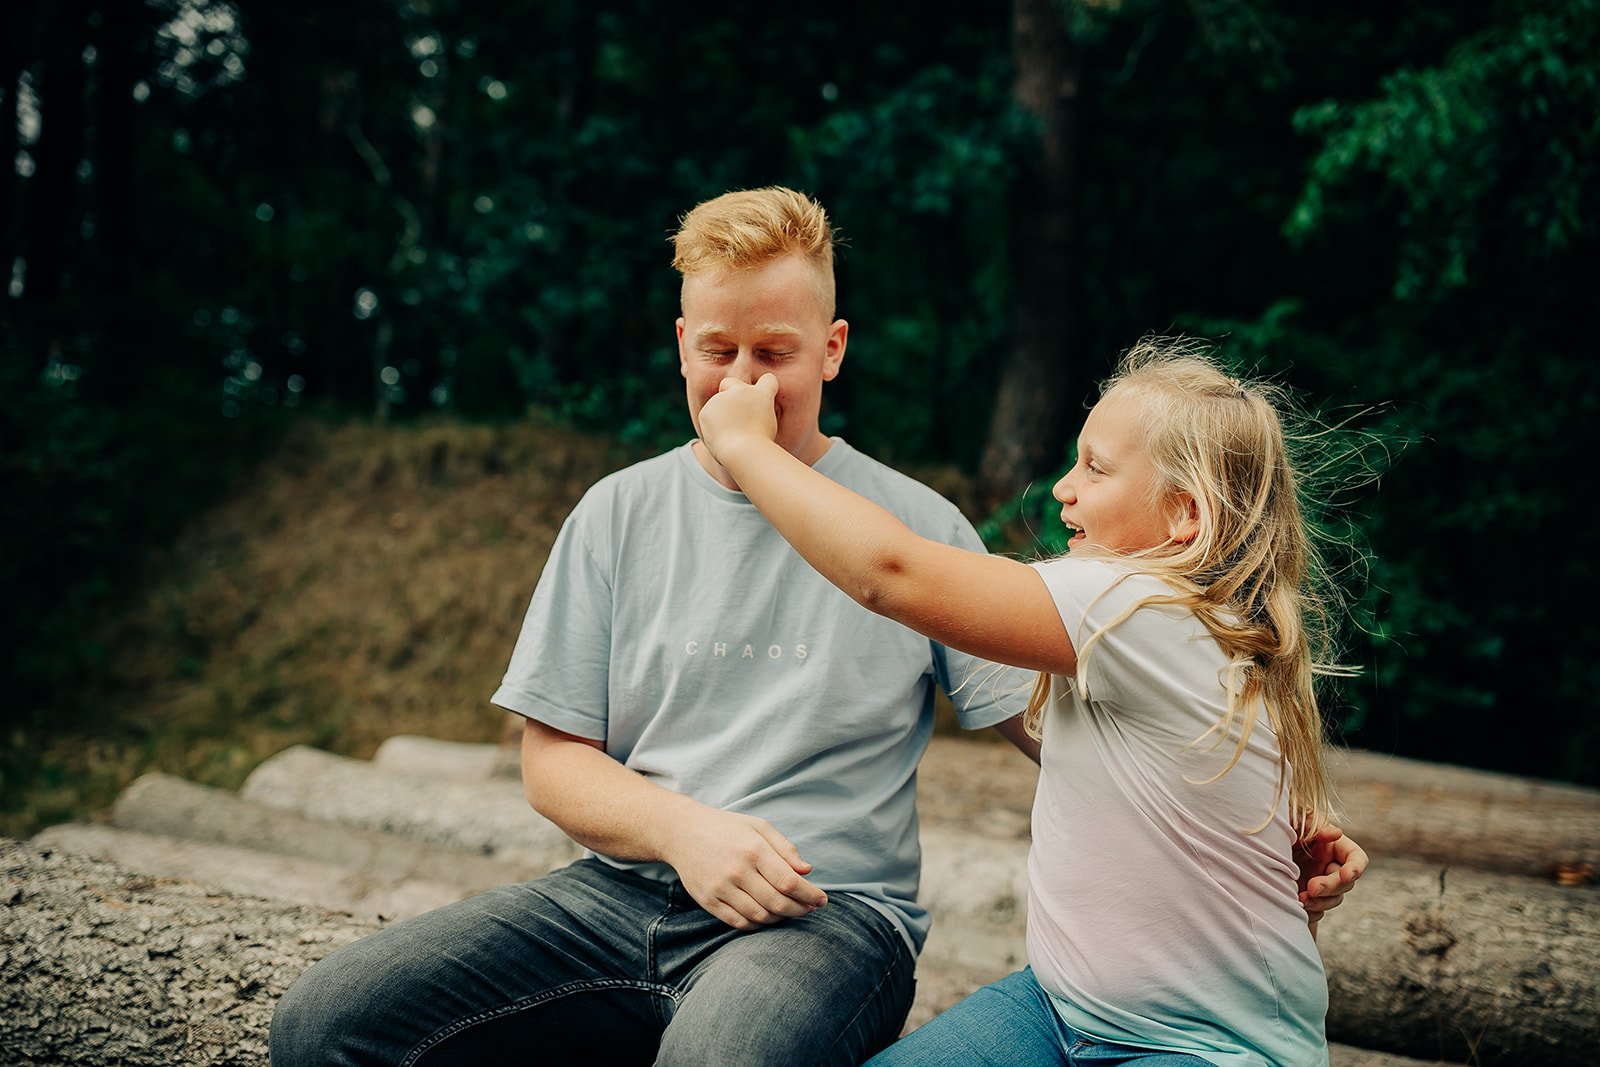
[825,953,905,1059]
[822,903,913,1059]
[645,886,678,1028]
[398,979,675,1067]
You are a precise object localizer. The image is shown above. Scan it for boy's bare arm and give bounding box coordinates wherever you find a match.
[990,714,1042,764]
[519,717,827,930]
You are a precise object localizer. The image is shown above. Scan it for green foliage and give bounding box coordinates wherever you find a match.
[1204,0,1600,781]
[0,310,276,822]
[1289,0,1599,302]
[4,0,1596,810]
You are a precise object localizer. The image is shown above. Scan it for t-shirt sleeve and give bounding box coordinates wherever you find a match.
[490,490,614,741]
[930,508,1034,730]
[1030,557,1197,715]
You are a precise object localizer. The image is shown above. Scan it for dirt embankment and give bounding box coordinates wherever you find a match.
[10,417,632,837]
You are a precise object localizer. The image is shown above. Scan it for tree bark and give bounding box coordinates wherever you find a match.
[977,0,1082,510]
[1319,860,1599,1065]
[1330,748,1600,883]
[0,837,378,1066]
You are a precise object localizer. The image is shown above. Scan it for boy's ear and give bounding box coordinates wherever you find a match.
[822,318,848,381]
[1170,493,1200,543]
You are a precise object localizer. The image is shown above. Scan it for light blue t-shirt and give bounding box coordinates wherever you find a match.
[1028,558,1328,1067]
[492,440,1022,952]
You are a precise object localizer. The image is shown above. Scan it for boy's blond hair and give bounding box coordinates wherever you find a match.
[670,187,838,318]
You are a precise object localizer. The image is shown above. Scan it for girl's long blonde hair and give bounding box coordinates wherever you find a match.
[1024,338,1349,836]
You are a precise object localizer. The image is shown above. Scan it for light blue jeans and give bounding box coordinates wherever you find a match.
[867,968,1213,1066]
[269,858,914,1066]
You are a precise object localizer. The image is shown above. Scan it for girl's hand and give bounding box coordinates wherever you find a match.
[1294,824,1368,938]
[699,373,780,463]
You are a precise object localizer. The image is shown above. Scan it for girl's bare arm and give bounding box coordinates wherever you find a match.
[701,375,1074,675]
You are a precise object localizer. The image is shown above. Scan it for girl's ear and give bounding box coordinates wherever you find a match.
[1170,493,1200,544]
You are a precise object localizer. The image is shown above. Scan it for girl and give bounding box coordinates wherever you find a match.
[697,340,1344,1066]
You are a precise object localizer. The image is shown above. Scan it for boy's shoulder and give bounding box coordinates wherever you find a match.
[824,440,969,523]
[579,444,692,499]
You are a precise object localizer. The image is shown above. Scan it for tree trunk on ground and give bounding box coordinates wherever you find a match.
[6,835,1484,1067]
[1331,748,1600,883]
[917,738,1600,884]
[1319,861,1599,1065]
[978,0,1082,511]
[0,837,378,1066]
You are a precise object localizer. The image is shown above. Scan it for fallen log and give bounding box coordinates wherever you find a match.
[919,831,1598,1065]
[0,836,378,1066]
[885,820,1600,1064]
[1320,861,1598,1065]
[1327,748,1600,883]
[239,744,580,869]
[921,838,1593,1062]
[373,732,521,781]
[3,836,1457,1067]
[32,823,478,924]
[108,772,546,898]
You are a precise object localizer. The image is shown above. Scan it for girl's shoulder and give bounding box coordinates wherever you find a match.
[1032,554,1180,602]
[1032,555,1199,638]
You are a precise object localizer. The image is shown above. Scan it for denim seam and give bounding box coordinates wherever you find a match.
[644,896,678,1028]
[821,909,912,1060]
[399,978,675,1067]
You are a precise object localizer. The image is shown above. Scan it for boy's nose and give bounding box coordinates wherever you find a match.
[1052,473,1075,502]
[729,351,760,384]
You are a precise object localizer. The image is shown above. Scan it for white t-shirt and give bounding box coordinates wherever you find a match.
[1027,557,1328,1067]
[492,440,1023,953]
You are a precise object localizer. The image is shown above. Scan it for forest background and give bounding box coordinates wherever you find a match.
[3,0,1596,835]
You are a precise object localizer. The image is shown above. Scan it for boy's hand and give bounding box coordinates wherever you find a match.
[662,805,828,930]
[699,373,780,462]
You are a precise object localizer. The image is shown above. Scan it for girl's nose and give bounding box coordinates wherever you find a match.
[1052,472,1075,503]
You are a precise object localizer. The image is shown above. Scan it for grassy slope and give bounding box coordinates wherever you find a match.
[6,416,634,837]
[7,414,989,839]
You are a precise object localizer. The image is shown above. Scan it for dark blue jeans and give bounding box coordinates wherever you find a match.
[269,858,915,1066]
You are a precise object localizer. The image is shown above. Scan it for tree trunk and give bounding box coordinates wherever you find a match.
[0,6,31,284]
[7,835,1497,1067]
[88,0,142,396]
[20,0,88,313]
[1331,748,1600,883]
[977,0,1082,511]
[919,833,1600,1065]
[0,837,378,1066]
[1319,860,1600,1065]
